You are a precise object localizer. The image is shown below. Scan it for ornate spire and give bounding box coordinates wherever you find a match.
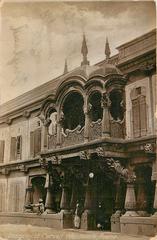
[105,37,111,60]
[81,34,90,66]
[63,59,68,74]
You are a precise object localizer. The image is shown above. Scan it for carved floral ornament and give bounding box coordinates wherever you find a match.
[79,151,90,160]
[39,156,61,169]
[94,149,136,183]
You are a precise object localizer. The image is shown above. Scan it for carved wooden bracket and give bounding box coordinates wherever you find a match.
[5,118,12,125]
[79,151,90,160]
[96,147,104,157]
[23,110,31,119]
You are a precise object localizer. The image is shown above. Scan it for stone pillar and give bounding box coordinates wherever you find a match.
[60,186,70,212]
[123,180,138,217]
[111,179,123,232]
[81,176,96,230]
[70,181,78,213]
[101,93,111,137]
[44,173,56,214]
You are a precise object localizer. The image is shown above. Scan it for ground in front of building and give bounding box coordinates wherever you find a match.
[0,224,155,240]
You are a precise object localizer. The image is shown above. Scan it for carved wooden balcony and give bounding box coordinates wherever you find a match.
[110,119,125,138]
[61,125,84,147]
[89,119,102,141]
[48,134,57,149]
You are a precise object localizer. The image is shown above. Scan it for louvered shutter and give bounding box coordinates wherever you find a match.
[139,95,147,136]
[0,140,5,163]
[10,137,17,161]
[17,135,22,160]
[132,99,140,138]
[30,131,34,158]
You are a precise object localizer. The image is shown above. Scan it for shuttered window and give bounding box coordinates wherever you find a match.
[30,128,41,157]
[132,95,147,138]
[10,136,22,161]
[0,140,5,163]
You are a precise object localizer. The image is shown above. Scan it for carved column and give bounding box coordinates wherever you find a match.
[101,93,111,137]
[60,170,71,213]
[81,176,96,230]
[70,181,78,212]
[114,178,124,215]
[84,100,91,143]
[44,173,56,214]
[60,186,70,212]
[123,172,139,217]
[111,178,124,232]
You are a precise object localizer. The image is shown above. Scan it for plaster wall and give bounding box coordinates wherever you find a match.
[0,116,42,164]
[125,77,154,139]
[7,175,27,212]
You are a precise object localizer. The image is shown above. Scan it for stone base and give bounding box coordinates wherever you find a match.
[120,216,157,237]
[0,212,70,229]
[111,211,121,233]
[80,210,96,230]
[59,210,73,228]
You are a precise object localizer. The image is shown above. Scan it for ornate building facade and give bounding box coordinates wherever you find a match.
[0,29,156,236]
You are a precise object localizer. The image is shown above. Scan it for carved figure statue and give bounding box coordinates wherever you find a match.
[31,198,45,215]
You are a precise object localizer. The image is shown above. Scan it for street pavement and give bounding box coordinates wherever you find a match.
[0,224,155,240]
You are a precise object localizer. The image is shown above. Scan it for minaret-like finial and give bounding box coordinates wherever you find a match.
[81,34,90,66]
[63,59,68,74]
[105,37,111,60]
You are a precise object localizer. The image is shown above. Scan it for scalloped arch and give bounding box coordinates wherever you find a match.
[55,75,86,106]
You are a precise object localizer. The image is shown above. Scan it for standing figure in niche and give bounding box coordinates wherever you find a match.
[31,198,45,215]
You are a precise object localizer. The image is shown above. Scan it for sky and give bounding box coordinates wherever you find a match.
[0,1,156,104]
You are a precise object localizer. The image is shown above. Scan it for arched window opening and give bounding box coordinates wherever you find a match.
[48,111,57,136]
[131,86,147,138]
[109,90,124,121]
[89,91,103,122]
[62,92,85,131]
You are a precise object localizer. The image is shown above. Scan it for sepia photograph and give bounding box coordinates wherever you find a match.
[0,0,156,239]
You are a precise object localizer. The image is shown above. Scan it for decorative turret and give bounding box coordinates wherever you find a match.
[105,37,111,61]
[63,59,68,74]
[81,34,90,66]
